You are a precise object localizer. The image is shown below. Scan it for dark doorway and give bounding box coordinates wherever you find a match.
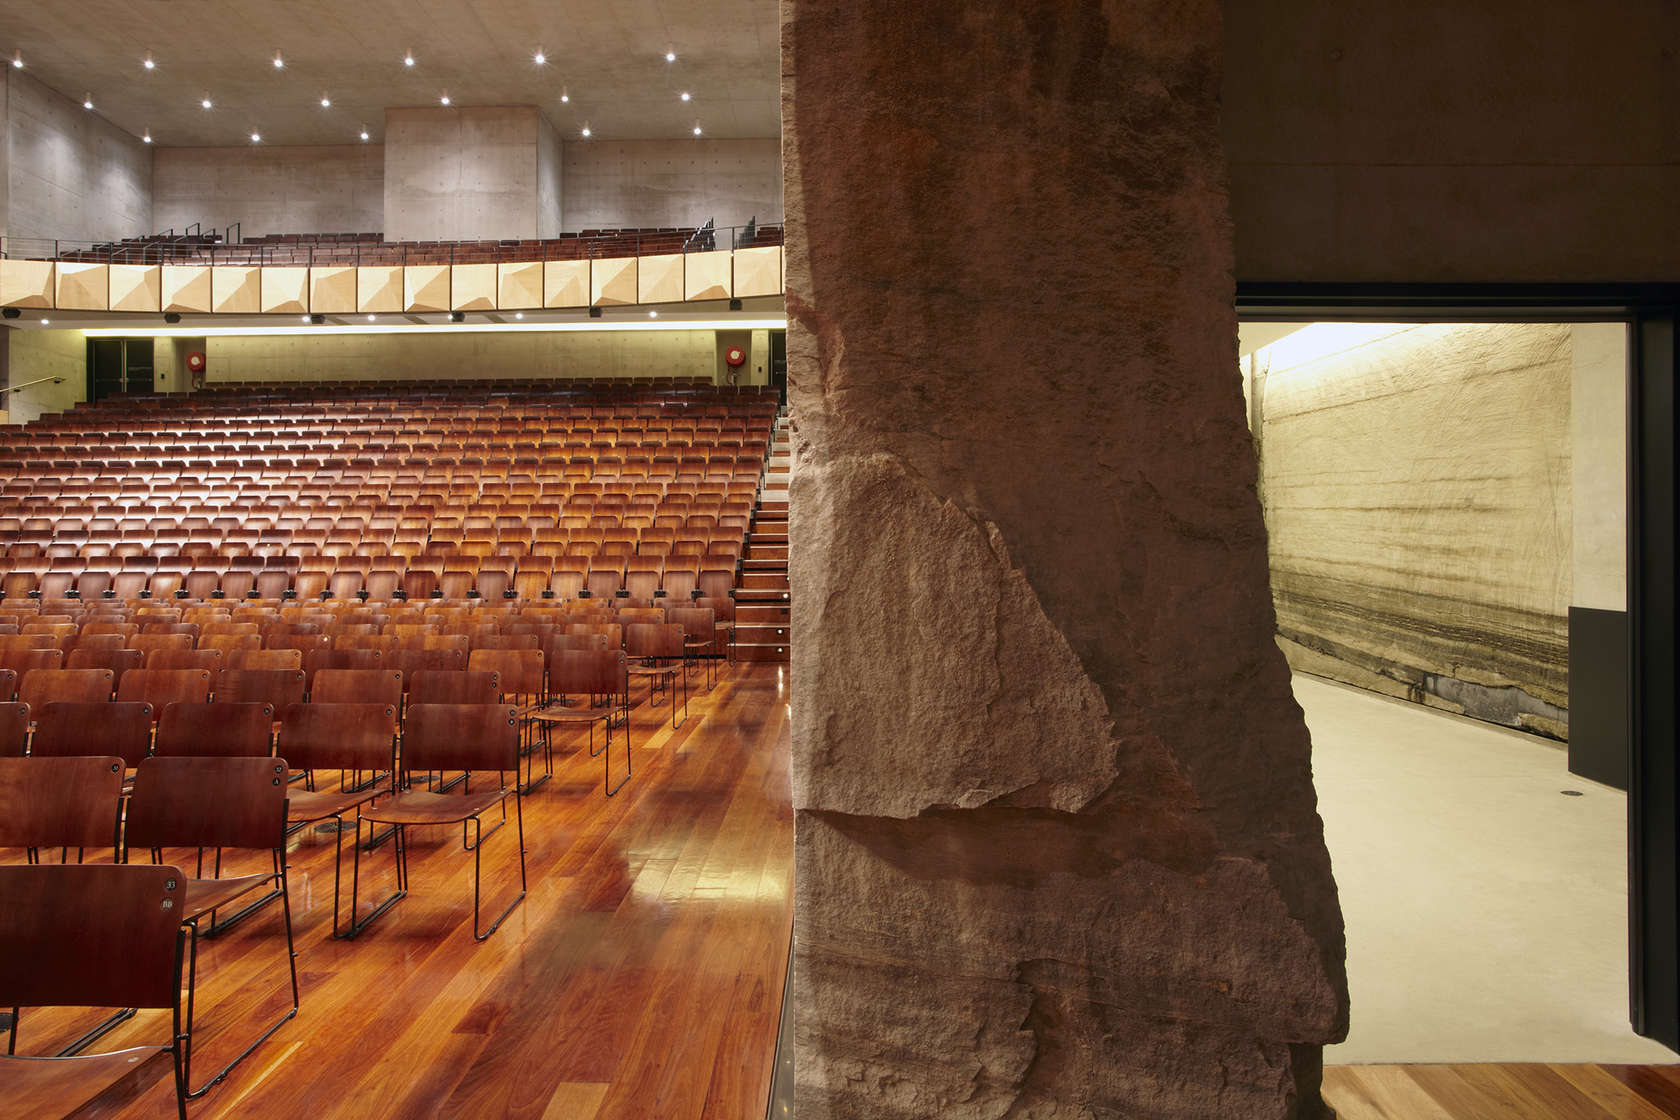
[87,337,154,401]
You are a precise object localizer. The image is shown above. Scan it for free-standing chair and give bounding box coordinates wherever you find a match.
[124,755,297,1098]
[0,863,190,1120]
[532,648,631,796]
[349,704,525,941]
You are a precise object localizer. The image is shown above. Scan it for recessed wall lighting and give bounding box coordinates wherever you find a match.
[665,46,677,62]
[273,51,284,69]
[143,52,155,70]
[534,49,546,65]
[250,131,261,142]
[404,50,414,67]
[680,91,691,102]
[320,93,331,107]
[82,94,94,110]
[440,92,451,106]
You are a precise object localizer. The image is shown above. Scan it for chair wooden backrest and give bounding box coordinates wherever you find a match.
[408,669,500,706]
[131,633,194,654]
[214,668,307,711]
[624,622,684,661]
[0,756,124,851]
[466,649,544,700]
[0,862,185,1019]
[115,669,213,718]
[0,702,26,757]
[402,704,519,776]
[550,648,627,699]
[64,647,144,690]
[70,633,128,654]
[227,647,304,670]
[309,669,404,707]
[144,648,223,672]
[665,606,716,646]
[276,703,397,772]
[301,648,382,691]
[18,668,114,709]
[0,634,60,651]
[0,650,64,683]
[420,633,470,653]
[126,756,289,853]
[31,703,154,768]
[155,701,275,758]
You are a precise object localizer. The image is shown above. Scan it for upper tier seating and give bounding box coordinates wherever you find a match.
[51,225,784,267]
[0,378,778,606]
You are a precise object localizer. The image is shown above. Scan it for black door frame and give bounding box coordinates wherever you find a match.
[1235,282,1680,1050]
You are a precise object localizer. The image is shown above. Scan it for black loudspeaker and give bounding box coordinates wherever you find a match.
[1,308,19,319]
[310,313,325,325]
[163,312,181,324]
[729,298,743,311]
[449,311,465,323]
[588,307,603,319]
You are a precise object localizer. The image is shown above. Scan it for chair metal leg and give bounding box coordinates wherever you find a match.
[471,796,526,941]
[181,863,299,1098]
[605,702,631,797]
[340,815,405,940]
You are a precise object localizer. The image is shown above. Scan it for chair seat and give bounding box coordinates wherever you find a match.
[627,663,677,677]
[0,1047,173,1118]
[286,785,385,824]
[185,872,274,920]
[360,786,510,827]
[530,703,615,725]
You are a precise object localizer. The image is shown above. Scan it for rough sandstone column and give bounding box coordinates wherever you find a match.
[783,2,1349,1117]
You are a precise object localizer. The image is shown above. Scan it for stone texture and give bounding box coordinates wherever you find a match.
[1252,323,1572,735]
[783,1,1348,1117]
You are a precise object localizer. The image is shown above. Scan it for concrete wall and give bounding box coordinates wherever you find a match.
[1572,323,1628,613]
[536,115,562,239]
[562,138,781,232]
[383,106,549,242]
[5,70,151,245]
[5,327,85,423]
[203,328,717,383]
[153,146,384,240]
[1223,1,1680,282]
[1253,322,1577,738]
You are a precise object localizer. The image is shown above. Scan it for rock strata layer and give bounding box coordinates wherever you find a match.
[783,1,1349,1116]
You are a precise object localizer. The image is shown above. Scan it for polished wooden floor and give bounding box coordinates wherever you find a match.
[18,662,793,1120]
[1325,1062,1680,1117]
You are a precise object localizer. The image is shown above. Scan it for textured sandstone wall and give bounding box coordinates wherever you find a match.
[1253,323,1573,738]
[784,2,1348,1117]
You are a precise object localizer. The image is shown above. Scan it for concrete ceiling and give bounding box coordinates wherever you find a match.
[0,0,780,147]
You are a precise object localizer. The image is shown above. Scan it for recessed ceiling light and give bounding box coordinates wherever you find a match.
[320,93,331,107]
[10,52,21,69]
[273,51,284,69]
[359,126,370,141]
[513,312,523,320]
[665,46,676,62]
[404,50,414,67]
[301,315,311,323]
[560,87,569,103]
[534,50,545,65]
[143,52,155,70]
[440,92,451,106]
[366,314,376,322]
[648,310,658,319]
[680,91,691,102]
[82,94,94,110]
[143,129,152,143]
[580,122,591,138]
[692,123,702,136]
[201,95,212,109]
[250,131,261,143]
[40,318,50,325]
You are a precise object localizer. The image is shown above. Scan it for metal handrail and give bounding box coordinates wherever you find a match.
[2,376,67,396]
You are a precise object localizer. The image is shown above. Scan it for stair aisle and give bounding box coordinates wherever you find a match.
[735,415,791,662]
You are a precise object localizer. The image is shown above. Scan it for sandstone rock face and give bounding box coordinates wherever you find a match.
[783,0,1349,1116]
